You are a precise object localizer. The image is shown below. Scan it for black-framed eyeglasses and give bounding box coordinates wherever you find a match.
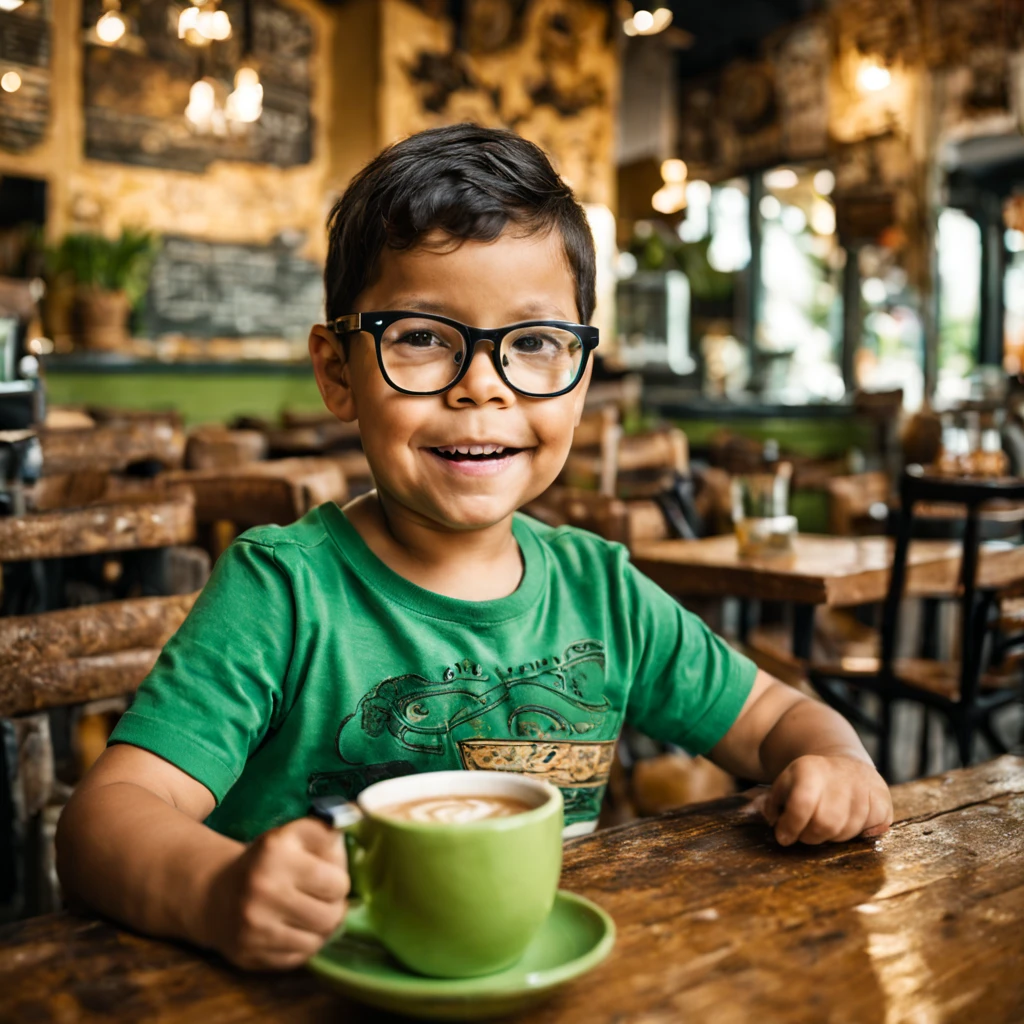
[325,310,599,398]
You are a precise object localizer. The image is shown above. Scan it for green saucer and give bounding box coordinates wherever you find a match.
[308,890,616,1021]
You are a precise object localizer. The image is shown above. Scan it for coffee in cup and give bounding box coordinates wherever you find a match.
[376,793,533,824]
[324,770,563,979]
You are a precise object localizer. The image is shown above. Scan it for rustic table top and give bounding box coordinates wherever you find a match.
[631,533,1024,607]
[1,757,1022,1023]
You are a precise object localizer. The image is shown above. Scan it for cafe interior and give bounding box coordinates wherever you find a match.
[0,0,1023,1019]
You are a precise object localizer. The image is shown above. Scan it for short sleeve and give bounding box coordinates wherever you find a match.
[108,537,296,802]
[624,562,757,755]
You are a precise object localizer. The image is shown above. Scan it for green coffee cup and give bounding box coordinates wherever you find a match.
[326,770,563,979]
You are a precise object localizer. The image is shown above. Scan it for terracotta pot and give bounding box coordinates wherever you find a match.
[75,287,130,351]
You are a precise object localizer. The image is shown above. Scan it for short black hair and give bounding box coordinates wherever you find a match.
[324,123,596,325]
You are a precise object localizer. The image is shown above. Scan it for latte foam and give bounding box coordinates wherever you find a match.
[379,794,532,824]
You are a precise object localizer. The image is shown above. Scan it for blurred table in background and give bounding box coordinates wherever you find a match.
[632,534,1024,659]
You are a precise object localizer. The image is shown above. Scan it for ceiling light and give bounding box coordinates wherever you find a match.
[226,65,263,124]
[96,9,127,44]
[633,9,654,31]
[179,1,232,46]
[624,6,672,37]
[857,61,891,94]
[185,78,217,127]
[652,182,687,215]
[661,159,688,184]
[1,71,21,93]
[0,0,25,10]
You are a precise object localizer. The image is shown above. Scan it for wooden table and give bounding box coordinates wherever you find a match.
[2,757,1022,1023]
[632,534,1024,659]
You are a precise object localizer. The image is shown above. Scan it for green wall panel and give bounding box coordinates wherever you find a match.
[45,370,327,426]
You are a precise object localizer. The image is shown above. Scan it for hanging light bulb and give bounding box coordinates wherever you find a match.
[179,0,232,46]
[856,59,892,94]
[185,77,217,128]
[96,4,128,45]
[623,6,673,37]
[0,0,25,11]
[0,70,21,93]
[226,65,263,123]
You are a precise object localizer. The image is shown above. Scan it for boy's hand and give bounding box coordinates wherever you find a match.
[760,753,893,847]
[204,818,350,970]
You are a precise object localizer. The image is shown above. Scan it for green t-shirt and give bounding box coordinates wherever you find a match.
[110,504,756,840]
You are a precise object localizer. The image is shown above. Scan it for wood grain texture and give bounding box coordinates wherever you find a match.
[0,490,195,562]
[0,758,1021,1023]
[632,534,1024,607]
[38,423,185,476]
[0,648,162,717]
[0,593,197,669]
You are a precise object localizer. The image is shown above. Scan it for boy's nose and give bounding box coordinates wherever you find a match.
[445,341,514,406]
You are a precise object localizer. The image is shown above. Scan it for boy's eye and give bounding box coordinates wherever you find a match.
[398,330,447,348]
[511,333,562,355]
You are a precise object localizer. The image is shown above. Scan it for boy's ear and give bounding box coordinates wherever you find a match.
[309,325,357,422]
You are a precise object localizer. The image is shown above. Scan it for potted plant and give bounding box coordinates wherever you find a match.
[46,229,159,351]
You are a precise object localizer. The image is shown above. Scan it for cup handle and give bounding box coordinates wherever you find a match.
[309,796,368,897]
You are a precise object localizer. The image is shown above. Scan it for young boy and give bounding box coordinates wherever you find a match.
[57,124,892,971]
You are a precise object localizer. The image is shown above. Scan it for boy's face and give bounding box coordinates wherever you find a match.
[310,228,590,531]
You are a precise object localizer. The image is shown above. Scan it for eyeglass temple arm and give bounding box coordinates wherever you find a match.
[326,313,361,334]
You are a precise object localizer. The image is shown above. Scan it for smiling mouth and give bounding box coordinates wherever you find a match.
[430,444,524,461]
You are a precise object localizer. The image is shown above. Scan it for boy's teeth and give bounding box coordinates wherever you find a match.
[435,444,507,456]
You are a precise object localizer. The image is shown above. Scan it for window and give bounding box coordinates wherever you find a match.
[1004,229,1024,376]
[855,245,925,410]
[936,208,982,402]
[756,166,844,402]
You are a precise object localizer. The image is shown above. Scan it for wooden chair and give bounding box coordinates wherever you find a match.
[35,421,185,477]
[827,472,891,536]
[0,487,200,916]
[612,427,689,500]
[184,427,267,471]
[809,468,1024,780]
[558,490,670,550]
[163,457,350,559]
[582,373,643,417]
[559,407,620,495]
[562,420,689,501]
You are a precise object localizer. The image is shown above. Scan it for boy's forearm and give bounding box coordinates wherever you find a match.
[756,695,871,780]
[56,781,242,948]
[711,672,873,782]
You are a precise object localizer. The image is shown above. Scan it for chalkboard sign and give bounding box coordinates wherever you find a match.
[0,8,50,153]
[145,236,323,340]
[82,0,313,172]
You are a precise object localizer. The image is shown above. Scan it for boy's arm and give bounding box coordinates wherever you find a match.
[708,670,893,846]
[56,744,350,970]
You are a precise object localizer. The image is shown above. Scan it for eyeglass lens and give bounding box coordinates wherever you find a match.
[379,316,585,395]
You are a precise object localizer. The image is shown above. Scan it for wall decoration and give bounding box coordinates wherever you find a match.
[380,0,617,207]
[81,0,313,172]
[717,59,781,172]
[772,18,829,161]
[676,76,723,180]
[0,6,50,153]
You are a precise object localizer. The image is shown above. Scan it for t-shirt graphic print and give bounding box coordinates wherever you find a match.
[316,642,616,832]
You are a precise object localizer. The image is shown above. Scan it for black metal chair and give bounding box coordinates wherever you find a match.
[809,466,1024,780]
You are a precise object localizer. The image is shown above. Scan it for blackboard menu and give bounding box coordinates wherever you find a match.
[82,0,313,172]
[145,236,323,340]
[0,7,50,153]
